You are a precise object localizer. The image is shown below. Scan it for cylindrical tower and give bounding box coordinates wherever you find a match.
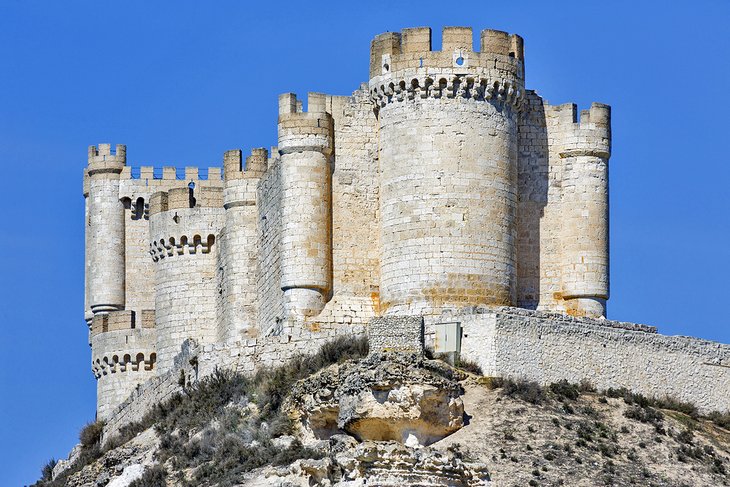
[86,144,126,315]
[277,92,333,319]
[369,27,525,316]
[559,103,611,318]
[90,310,156,420]
[219,148,266,341]
[149,186,224,372]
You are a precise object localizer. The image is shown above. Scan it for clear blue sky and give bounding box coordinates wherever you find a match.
[1,1,728,484]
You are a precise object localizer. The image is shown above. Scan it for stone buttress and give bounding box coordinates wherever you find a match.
[370,27,524,316]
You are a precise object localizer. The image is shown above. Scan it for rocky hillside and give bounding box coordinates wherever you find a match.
[34,338,730,487]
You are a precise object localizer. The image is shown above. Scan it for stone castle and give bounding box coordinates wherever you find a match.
[83,27,728,427]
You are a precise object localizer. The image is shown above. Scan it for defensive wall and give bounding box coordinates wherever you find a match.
[102,308,730,445]
[456,308,730,415]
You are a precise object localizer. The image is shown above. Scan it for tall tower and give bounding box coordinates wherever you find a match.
[277,92,334,319]
[219,148,267,340]
[149,185,224,371]
[86,144,126,316]
[370,27,524,316]
[557,103,611,317]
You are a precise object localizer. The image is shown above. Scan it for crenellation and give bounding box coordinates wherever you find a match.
[81,26,730,425]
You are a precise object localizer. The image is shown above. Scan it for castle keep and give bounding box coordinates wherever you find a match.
[84,27,728,423]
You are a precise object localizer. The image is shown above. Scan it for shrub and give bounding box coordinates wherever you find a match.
[453,357,483,376]
[708,411,730,430]
[624,405,663,425]
[79,421,104,448]
[654,396,699,419]
[499,378,546,405]
[549,380,580,401]
[675,429,694,445]
[39,458,56,482]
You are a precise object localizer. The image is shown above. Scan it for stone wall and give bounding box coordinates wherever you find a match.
[369,316,424,354]
[516,91,549,310]
[102,322,366,442]
[118,166,224,320]
[457,308,729,414]
[327,86,381,299]
[256,158,285,334]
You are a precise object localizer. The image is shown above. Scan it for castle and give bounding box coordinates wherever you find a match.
[83,27,728,426]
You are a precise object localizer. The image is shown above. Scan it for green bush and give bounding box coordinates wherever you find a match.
[624,405,663,425]
[549,380,581,401]
[38,458,56,482]
[498,378,546,405]
[79,421,105,448]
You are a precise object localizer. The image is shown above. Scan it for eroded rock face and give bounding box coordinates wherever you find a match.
[257,435,490,486]
[288,353,466,446]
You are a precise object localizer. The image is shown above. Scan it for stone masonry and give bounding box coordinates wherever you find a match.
[82,26,729,423]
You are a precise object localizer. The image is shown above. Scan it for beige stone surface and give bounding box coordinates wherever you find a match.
[81,25,727,425]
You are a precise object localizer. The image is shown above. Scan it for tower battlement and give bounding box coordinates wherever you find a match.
[547,102,611,158]
[88,143,126,175]
[120,166,223,182]
[277,93,334,155]
[369,27,523,85]
[148,186,223,216]
[223,148,268,180]
[369,27,525,110]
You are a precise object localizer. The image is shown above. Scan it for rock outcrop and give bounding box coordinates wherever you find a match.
[287,353,466,447]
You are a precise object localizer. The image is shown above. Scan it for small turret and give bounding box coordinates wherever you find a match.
[86,144,127,316]
[90,310,156,420]
[278,92,334,319]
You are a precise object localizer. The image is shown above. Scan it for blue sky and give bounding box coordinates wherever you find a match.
[1,0,729,484]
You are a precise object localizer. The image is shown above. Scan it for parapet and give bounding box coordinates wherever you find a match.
[278,92,334,155]
[91,310,155,338]
[546,102,611,158]
[223,148,268,180]
[369,27,525,109]
[87,143,126,176]
[119,165,223,183]
[148,186,224,216]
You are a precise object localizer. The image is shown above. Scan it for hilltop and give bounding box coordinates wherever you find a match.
[34,338,730,487]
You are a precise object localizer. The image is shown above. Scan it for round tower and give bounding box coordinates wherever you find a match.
[277,92,333,319]
[369,27,525,316]
[86,144,126,315]
[559,103,611,318]
[90,310,156,420]
[149,185,224,372]
[219,148,267,341]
